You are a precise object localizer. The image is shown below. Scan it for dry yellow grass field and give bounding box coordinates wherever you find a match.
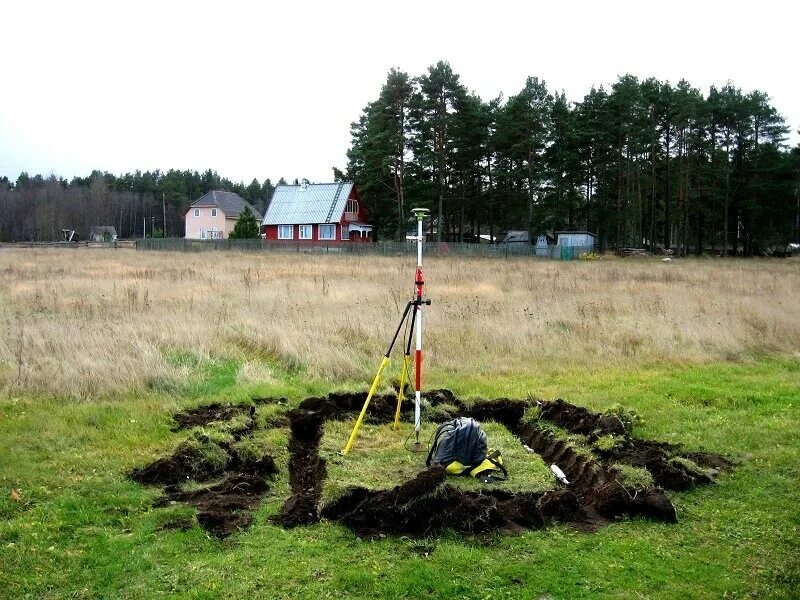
[1,247,798,398]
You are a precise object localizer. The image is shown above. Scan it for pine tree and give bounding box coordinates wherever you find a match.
[229,207,260,239]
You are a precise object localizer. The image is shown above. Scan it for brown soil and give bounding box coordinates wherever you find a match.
[161,462,276,537]
[172,402,254,431]
[538,398,628,437]
[131,391,732,539]
[270,407,327,528]
[130,406,277,537]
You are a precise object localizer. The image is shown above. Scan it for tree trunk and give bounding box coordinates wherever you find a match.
[487,154,495,243]
[664,124,671,250]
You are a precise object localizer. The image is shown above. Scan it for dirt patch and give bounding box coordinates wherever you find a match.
[161,460,276,537]
[130,437,229,486]
[172,402,254,431]
[595,439,728,490]
[130,405,277,537]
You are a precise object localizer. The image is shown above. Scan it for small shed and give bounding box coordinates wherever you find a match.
[88,226,118,242]
[556,231,595,248]
[498,230,530,244]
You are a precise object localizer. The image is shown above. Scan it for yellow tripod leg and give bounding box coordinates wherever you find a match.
[342,356,390,455]
[393,355,411,430]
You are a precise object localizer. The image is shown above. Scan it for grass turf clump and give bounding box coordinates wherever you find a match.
[175,432,231,477]
[592,434,624,452]
[612,463,655,490]
[604,403,641,431]
[670,456,708,478]
[425,402,462,422]
[521,404,542,426]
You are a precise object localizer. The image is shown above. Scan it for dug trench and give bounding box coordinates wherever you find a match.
[130,391,733,538]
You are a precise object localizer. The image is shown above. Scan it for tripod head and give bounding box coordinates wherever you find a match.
[411,207,430,221]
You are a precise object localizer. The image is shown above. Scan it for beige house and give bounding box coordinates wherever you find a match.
[184,191,262,240]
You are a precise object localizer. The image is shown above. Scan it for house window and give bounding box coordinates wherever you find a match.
[278,225,293,239]
[346,199,358,214]
[319,224,335,240]
[211,208,217,217]
[299,224,312,239]
[194,208,200,217]
[201,229,206,239]
[341,224,349,240]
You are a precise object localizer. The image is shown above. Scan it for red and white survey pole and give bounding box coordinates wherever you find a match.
[411,207,430,447]
[342,207,430,455]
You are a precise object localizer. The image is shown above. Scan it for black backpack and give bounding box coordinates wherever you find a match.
[426,417,507,482]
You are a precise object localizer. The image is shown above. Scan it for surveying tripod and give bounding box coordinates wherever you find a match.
[342,208,430,455]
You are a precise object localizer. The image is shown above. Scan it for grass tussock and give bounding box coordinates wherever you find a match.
[1,248,799,398]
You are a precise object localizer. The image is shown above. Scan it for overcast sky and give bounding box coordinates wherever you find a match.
[1,0,797,185]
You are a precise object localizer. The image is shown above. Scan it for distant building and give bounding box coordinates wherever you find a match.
[497,230,530,244]
[184,191,262,240]
[261,181,372,243]
[555,231,596,248]
[88,226,117,242]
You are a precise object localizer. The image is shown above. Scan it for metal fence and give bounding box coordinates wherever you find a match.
[134,238,596,260]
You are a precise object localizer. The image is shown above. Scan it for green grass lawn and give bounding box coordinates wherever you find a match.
[1,357,798,599]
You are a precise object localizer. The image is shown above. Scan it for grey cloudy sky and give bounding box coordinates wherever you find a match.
[1,0,797,184]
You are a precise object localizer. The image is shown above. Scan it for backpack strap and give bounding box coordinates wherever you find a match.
[485,450,508,481]
[426,420,455,467]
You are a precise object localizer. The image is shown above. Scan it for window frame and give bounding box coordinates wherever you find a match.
[346,199,358,214]
[194,208,200,217]
[298,224,312,240]
[278,225,294,240]
[211,208,217,217]
[200,229,206,240]
[341,224,349,240]
[318,224,335,240]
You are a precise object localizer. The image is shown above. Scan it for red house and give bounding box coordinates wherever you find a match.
[261,181,372,243]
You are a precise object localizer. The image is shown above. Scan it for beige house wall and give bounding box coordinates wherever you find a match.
[185,206,229,239]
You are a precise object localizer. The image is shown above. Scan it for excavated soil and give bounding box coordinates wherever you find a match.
[131,405,277,537]
[131,391,733,539]
[172,402,254,431]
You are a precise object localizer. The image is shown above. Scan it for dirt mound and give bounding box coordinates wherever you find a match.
[595,439,722,491]
[130,438,229,486]
[172,402,253,431]
[538,398,627,436]
[467,398,530,432]
[321,469,604,538]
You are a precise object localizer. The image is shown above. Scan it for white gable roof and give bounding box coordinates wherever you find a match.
[262,182,354,225]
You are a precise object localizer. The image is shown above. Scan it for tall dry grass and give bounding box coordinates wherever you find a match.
[1,248,798,398]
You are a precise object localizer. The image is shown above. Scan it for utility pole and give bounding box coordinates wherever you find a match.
[162,192,167,237]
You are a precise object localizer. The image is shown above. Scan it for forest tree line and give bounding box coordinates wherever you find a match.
[346,62,800,254]
[0,169,281,242]
[2,61,799,254]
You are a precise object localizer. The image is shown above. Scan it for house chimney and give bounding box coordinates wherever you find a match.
[300,178,309,190]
